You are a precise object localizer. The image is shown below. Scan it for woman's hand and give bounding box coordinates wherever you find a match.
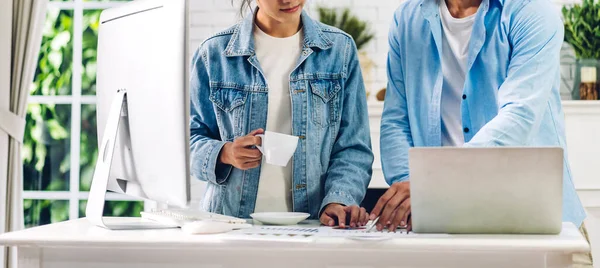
[219,129,264,170]
[320,204,368,228]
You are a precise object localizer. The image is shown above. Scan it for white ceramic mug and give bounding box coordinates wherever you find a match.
[256,131,299,167]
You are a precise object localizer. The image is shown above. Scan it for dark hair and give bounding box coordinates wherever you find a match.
[232,0,254,17]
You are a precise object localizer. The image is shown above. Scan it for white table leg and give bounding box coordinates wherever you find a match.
[17,247,41,268]
[545,253,573,268]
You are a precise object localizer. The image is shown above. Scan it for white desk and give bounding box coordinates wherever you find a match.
[0,219,590,268]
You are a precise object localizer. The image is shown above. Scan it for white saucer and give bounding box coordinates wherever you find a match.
[250,212,310,225]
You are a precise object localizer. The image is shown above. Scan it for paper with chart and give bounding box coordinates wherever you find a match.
[319,226,417,238]
[233,225,422,238]
[235,226,319,237]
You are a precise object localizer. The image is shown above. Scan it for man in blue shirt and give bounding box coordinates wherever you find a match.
[370,0,592,265]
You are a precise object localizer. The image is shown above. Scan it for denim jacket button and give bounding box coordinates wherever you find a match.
[295,184,307,190]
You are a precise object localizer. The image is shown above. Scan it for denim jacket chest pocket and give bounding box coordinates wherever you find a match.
[209,84,248,140]
[309,78,342,127]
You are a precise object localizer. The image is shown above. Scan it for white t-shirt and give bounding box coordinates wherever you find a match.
[253,25,303,213]
[439,0,476,146]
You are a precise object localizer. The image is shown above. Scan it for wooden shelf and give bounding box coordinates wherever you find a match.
[563,100,600,105]
[563,100,600,115]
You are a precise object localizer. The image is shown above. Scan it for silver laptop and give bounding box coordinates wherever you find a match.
[409,147,563,234]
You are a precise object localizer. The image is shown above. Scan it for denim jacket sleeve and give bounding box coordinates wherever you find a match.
[466,2,563,147]
[380,15,413,185]
[320,38,374,213]
[189,48,233,185]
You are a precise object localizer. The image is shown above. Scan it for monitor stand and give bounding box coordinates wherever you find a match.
[85,89,175,230]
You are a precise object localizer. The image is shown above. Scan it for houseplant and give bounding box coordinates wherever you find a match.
[317,7,376,98]
[562,0,600,100]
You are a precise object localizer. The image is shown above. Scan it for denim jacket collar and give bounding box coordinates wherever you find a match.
[224,9,333,57]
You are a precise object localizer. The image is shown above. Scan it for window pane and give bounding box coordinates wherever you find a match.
[32,8,74,96]
[80,104,97,191]
[79,200,144,218]
[23,104,71,192]
[81,9,101,96]
[24,200,69,228]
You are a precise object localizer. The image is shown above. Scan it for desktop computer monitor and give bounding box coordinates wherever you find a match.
[86,0,190,229]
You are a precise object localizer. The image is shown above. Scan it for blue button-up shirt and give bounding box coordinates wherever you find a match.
[381,0,586,226]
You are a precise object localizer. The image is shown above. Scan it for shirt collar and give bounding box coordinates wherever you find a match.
[420,0,498,18]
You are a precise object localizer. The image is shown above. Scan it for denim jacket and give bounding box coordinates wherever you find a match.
[381,0,586,226]
[189,10,374,219]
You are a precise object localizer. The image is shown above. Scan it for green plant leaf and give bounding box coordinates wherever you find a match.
[23,199,33,210]
[22,142,33,162]
[50,31,71,50]
[50,201,69,223]
[563,0,600,59]
[317,7,375,51]
[43,9,60,36]
[46,119,69,140]
[85,61,97,80]
[34,142,46,171]
[131,202,143,217]
[112,202,128,216]
[48,50,63,70]
[46,179,66,191]
[59,151,70,173]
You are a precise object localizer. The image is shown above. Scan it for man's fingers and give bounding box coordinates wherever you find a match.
[389,207,402,232]
[389,199,411,231]
[320,213,335,227]
[378,192,407,230]
[370,187,398,220]
[400,199,411,228]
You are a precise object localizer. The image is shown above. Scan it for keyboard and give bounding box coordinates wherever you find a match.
[140,208,248,227]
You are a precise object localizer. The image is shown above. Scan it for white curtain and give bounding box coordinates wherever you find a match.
[0,0,46,268]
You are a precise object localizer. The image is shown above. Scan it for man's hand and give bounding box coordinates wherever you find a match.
[219,129,264,170]
[320,204,368,228]
[370,181,411,232]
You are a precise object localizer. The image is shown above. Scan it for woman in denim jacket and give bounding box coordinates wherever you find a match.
[189,0,373,227]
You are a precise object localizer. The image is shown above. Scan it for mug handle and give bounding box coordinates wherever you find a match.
[255,134,265,154]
